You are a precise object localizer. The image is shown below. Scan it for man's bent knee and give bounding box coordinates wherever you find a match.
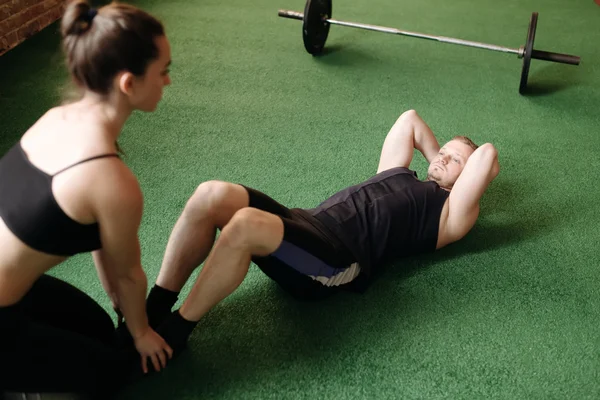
[220,207,283,256]
[186,181,248,225]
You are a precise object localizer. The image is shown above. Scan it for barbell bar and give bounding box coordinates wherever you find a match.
[277,0,581,94]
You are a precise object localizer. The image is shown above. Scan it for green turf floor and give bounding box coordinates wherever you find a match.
[1,0,599,398]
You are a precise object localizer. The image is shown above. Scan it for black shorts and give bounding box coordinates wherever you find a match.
[243,186,362,300]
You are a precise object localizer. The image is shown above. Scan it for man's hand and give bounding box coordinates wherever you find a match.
[377,110,440,173]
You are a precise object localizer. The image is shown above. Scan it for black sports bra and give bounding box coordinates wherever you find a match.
[0,141,119,256]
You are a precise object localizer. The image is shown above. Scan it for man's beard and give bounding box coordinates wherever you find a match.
[427,170,442,183]
[427,170,452,190]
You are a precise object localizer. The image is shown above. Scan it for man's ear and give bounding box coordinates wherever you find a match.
[117,71,136,96]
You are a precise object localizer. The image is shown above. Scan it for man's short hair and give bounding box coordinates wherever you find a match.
[452,136,479,151]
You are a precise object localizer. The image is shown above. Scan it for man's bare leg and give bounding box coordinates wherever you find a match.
[146,181,250,328]
[155,207,284,353]
[179,207,284,321]
[156,181,251,292]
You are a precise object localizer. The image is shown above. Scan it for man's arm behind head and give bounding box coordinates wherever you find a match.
[377,110,441,174]
[443,143,500,242]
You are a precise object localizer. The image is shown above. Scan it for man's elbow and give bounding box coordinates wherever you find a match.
[397,109,418,123]
[391,109,421,138]
[479,143,497,156]
[477,143,499,177]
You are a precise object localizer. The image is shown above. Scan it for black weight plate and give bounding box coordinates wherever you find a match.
[519,12,538,94]
[302,0,332,55]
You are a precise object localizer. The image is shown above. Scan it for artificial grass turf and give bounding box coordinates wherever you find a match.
[0,0,599,398]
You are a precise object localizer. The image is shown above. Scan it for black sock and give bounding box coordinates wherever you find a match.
[146,284,179,329]
[156,309,198,357]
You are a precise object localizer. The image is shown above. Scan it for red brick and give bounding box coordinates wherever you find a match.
[5,0,38,16]
[4,4,21,19]
[50,4,62,18]
[4,28,16,42]
[16,19,40,41]
[0,14,20,35]
[0,5,11,21]
[37,14,52,28]
[6,0,26,15]
[0,29,18,52]
[14,4,35,23]
[31,3,47,17]
[0,0,67,55]
[44,0,63,10]
[36,6,60,28]
[15,0,40,10]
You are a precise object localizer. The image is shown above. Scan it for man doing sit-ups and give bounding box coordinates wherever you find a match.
[145,109,500,353]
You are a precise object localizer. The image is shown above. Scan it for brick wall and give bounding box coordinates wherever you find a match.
[0,0,67,57]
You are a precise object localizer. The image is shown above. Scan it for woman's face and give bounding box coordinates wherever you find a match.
[129,35,172,112]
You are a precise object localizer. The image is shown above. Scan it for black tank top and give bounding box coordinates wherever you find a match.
[0,141,120,256]
[305,167,450,276]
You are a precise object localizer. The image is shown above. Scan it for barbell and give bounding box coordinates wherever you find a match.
[277,0,581,94]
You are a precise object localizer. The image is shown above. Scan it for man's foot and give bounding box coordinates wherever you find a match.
[146,285,180,329]
[155,309,199,358]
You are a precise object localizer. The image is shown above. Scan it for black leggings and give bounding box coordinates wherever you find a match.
[0,275,136,396]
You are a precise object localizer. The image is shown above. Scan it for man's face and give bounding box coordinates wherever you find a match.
[427,140,475,190]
